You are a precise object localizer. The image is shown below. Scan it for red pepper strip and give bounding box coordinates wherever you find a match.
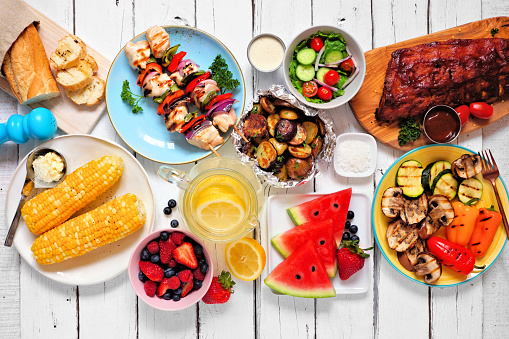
[204,93,232,111]
[180,116,205,134]
[167,51,186,73]
[136,63,163,87]
[185,71,211,95]
[427,236,479,275]
[156,90,185,116]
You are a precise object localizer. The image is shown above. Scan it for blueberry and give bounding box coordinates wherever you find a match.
[200,263,209,273]
[173,287,182,295]
[164,268,175,278]
[168,199,177,208]
[140,248,150,261]
[138,271,147,282]
[162,292,173,300]
[350,235,360,242]
[163,207,172,215]
[345,220,351,230]
[349,225,358,234]
[160,231,169,241]
[193,280,203,290]
[172,294,181,302]
[342,232,351,241]
[150,254,160,263]
[193,244,203,255]
[347,210,355,219]
[198,258,206,266]
[171,219,179,228]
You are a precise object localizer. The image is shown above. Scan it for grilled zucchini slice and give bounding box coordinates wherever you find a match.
[421,162,434,190]
[457,178,483,205]
[396,160,424,198]
[431,170,458,201]
[429,161,451,189]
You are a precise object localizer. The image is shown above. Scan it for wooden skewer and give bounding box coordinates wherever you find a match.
[233,125,249,143]
[209,145,221,157]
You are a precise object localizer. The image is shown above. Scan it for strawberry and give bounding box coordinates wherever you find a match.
[193,268,205,281]
[171,232,185,245]
[336,240,373,281]
[147,241,159,254]
[181,280,194,297]
[178,269,193,283]
[139,261,164,282]
[157,276,180,296]
[202,271,235,304]
[144,280,157,297]
[159,238,176,264]
[173,242,198,269]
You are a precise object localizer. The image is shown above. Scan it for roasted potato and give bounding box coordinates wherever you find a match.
[310,136,323,158]
[267,114,281,137]
[288,123,307,145]
[286,157,312,179]
[256,141,278,169]
[275,119,297,142]
[315,117,326,136]
[272,99,295,108]
[243,114,267,138]
[288,144,312,159]
[252,130,270,145]
[303,121,318,144]
[260,97,276,115]
[279,108,299,120]
[274,164,288,181]
[250,103,263,115]
[269,138,288,155]
[242,141,257,158]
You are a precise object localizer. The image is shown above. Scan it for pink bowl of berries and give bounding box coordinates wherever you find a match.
[128,229,213,311]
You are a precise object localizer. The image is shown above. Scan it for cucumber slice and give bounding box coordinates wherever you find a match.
[431,170,458,201]
[458,178,483,205]
[295,64,315,82]
[396,160,424,198]
[421,162,434,190]
[296,48,317,65]
[324,50,345,64]
[316,67,332,83]
[429,161,451,189]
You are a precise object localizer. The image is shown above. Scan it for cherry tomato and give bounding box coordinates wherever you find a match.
[469,102,493,119]
[303,81,318,97]
[317,87,332,101]
[323,70,340,86]
[310,37,324,52]
[340,59,355,75]
[455,105,470,126]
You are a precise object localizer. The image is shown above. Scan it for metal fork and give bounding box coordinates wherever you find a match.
[479,149,509,238]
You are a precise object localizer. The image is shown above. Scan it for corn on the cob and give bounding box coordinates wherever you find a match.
[31,193,146,265]
[22,155,124,235]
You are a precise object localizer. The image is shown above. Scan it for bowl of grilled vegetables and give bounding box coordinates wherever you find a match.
[232,85,336,187]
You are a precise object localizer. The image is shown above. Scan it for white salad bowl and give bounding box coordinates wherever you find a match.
[283,25,366,110]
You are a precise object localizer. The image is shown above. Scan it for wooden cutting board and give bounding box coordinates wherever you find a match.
[0,2,111,134]
[349,17,509,151]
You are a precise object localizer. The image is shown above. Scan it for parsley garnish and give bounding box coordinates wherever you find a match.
[277,155,284,162]
[398,117,422,146]
[121,80,144,113]
[275,131,284,141]
[491,28,499,37]
[209,54,240,94]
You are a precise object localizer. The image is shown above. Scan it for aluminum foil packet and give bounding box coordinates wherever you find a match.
[232,84,336,188]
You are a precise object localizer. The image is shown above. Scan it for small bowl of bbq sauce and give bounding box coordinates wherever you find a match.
[423,105,461,144]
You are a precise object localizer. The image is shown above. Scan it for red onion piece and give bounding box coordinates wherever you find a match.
[324,55,351,67]
[314,46,326,72]
[313,78,338,92]
[185,120,212,140]
[142,71,158,88]
[206,98,237,116]
[178,59,199,76]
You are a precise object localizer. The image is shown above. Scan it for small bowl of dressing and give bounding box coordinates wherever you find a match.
[26,148,67,188]
[423,105,462,144]
[247,33,286,72]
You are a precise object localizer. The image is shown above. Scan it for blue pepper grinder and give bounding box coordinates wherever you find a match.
[0,107,58,145]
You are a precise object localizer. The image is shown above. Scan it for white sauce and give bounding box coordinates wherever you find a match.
[336,140,370,173]
[248,36,284,71]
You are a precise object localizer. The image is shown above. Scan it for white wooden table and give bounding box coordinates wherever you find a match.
[2,0,509,338]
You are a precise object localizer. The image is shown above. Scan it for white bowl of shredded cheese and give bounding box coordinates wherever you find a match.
[334,133,376,177]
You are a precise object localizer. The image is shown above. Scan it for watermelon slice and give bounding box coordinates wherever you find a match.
[271,219,337,278]
[264,240,336,298]
[287,188,352,247]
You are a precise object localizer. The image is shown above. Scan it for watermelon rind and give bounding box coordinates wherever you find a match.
[264,278,336,298]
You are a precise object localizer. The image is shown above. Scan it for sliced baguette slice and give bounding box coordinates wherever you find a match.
[56,54,97,91]
[65,76,105,106]
[50,35,87,70]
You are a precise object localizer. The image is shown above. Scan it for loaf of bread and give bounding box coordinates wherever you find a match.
[56,54,97,91]
[50,35,87,70]
[65,76,105,106]
[1,24,60,105]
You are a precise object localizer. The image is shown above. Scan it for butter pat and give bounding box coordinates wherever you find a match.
[32,152,64,183]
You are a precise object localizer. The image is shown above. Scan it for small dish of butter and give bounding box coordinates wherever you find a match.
[26,148,67,188]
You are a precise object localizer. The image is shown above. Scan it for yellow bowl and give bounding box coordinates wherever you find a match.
[372,144,508,287]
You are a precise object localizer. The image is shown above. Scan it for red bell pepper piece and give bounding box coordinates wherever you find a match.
[185,71,211,95]
[156,90,185,116]
[204,93,232,111]
[180,116,205,134]
[427,236,481,275]
[167,51,186,73]
[136,63,162,87]
[468,205,503,258]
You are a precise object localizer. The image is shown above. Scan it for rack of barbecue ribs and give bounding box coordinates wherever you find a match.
[375,38,509,123]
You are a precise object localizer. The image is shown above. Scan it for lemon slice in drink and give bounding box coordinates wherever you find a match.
[197,175,246,197]
[225,238,266,281]
[194,190,246,232]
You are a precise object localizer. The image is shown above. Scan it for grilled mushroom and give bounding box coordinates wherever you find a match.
[381,187,405,218]
[386,219,419,252]
[397,237,427,271]
[419,194,455,239]
[451,154,482,179]
[413,252,442,284]
[400,194,428,225]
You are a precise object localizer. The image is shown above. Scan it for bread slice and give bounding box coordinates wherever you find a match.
[65,76,105,106]
[56,54,97,91]
[50,35,87,70]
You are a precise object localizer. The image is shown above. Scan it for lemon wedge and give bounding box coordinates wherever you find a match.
[225,238,266,281]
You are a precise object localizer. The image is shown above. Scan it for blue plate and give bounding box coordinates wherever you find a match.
[105,26,245,164]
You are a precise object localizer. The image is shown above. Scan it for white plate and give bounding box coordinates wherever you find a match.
[6,135,155,285]
[267,192,372,294]
[334,133,377,177]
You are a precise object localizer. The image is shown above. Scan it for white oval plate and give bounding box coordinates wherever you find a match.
[5,135,155,285]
